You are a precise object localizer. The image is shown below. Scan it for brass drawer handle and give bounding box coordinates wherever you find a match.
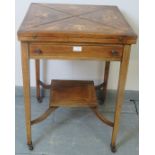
[34,48,42,54]
[111,50,118,56]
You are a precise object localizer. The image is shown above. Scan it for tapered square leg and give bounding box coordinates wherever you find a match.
[111,45,131,152]
[103,61,110,102]
[96,61,110,104]
[21,42,32,147]
[35,59,43,103]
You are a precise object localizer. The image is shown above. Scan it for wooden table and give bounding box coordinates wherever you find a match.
[17,3,137,152]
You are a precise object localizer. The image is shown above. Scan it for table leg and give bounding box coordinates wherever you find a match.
[21,42,33,150]
[103,61,110,102]
[35,59,42,103]
[111,45,131,152]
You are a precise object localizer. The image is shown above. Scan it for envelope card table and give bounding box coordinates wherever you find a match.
[17,3,137,152]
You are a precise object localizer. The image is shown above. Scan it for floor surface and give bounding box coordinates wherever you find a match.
[15,89,139,155]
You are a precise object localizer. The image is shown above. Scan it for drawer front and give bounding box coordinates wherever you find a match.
[29,43,123,60]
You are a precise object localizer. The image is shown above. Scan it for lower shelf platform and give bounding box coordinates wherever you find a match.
[49,80,97,108]
[31,79,113,127]
[31,80,114,127]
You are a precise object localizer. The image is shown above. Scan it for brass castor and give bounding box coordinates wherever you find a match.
[110,144,117,153]
[28,143,33,150]
[37,97,43,103]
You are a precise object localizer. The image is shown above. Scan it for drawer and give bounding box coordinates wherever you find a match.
[29,43,123,60]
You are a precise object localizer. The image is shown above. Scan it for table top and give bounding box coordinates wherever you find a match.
[18,3,137,44]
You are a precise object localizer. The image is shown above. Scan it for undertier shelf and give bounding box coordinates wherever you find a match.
[49,80,97,108]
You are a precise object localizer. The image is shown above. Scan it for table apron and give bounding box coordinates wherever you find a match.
[29,43,123,61]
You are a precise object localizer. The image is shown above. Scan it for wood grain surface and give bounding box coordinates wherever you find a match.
[30,43,123,60]
[50,80,97,108]
[18,3,137,44]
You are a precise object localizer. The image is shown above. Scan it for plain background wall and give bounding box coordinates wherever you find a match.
[15,0,139,90]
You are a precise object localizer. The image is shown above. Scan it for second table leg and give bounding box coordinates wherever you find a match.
[103,61,110,102]
[35,59,42,103]
[111,45,131,152]
[21,42,33,150]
